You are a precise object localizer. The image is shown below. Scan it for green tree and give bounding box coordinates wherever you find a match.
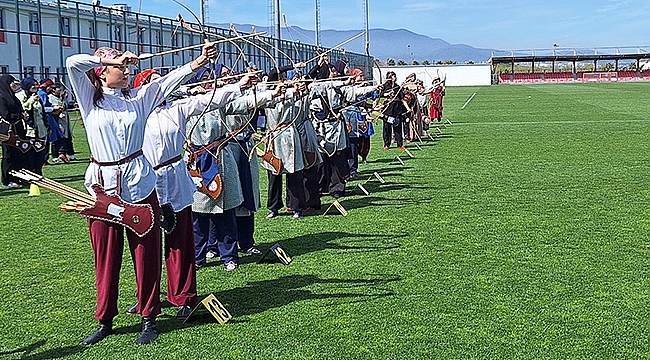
[386,58,395,66]
[412,60,419,65]
[422,60,430,65]
[599,63,614,72]
[397,60,407,65]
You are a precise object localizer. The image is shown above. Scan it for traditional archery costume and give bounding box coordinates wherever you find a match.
[380,75,406,149]
[187,73,276,271]
[137,69,243,317]
[0,75,35,187]
[309,79,377,198]
[66,48,201,345]
[263,86,310,218]
[295,93,322,211]
[225,86,263,256]
[342,68,375,175]
[429,81,445,122]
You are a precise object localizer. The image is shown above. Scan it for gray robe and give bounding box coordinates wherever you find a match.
[309,81,376,156]
[261,88,308,174]
[188,90,273,214]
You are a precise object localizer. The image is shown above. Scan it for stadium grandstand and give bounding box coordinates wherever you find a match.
[490,46,650,84]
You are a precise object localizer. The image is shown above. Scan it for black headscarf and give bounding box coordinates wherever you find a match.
[0,75,18,106]
[0,74,23,123]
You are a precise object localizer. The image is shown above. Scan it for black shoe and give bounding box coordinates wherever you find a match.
[126,301,139,315]
[137,317,159,345]
[82,320,113,345]
[176,305,192,320]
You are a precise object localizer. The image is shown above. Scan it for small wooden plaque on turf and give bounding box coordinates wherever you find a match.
[323,199,349,216]
[184,294,232,324]
[202,294,232,324]
[357,183,370,195]
[259,243,293,265]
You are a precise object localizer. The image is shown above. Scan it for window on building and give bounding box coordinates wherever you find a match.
[89,21,96,38]
[1,66,8,74]
[29,13,40,33]
[61,17,70,36]
[0,9,5,29]
[114,25,121,41]
[154,30,161,46]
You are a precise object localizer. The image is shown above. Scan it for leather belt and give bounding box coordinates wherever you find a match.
[91,150,143,166]
[153,154,183,171]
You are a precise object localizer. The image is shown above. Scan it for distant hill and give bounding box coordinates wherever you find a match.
[211,23,496,64]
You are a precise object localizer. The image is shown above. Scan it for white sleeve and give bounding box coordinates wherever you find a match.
[133,64,195,116]
[65,54,103,119]
[177,84,243,119]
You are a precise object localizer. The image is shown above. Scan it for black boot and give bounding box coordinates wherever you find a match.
[82,320,113,345]
[137,317,159,345]
[126,301,139,315]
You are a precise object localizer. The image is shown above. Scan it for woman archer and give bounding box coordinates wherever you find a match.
[65,42,217,346]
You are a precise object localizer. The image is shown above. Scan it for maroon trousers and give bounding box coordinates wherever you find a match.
[164,206,197,307]
[88,191,162,321]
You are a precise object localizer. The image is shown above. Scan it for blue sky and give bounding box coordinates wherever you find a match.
[122,0,650,51]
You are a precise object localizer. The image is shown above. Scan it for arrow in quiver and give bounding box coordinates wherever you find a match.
[10,169,155,237]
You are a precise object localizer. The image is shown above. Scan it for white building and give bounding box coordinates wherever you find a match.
[0,0,371,81]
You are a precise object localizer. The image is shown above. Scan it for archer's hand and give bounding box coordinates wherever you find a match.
[294,81,306,93]
[188,86,207,95]
[238,74,257,90]
[272,84,287,98]
[113,51,139,66]
[202,43,218,61]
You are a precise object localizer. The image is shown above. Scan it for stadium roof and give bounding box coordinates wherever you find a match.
[489,46,650,65]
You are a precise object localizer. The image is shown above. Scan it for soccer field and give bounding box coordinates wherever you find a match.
[2,83,650,359]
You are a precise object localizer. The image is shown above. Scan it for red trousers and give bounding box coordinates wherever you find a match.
[164,206,197,307]
[88,191,161,321]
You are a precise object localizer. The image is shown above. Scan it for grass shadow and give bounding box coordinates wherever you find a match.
[259,231,403,257]
[186,274,401,325]
[0,340,87,360]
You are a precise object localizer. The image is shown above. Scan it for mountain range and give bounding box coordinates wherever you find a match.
[211,23,496,64]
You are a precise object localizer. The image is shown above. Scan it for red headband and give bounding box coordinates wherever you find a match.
[93,47,121,77]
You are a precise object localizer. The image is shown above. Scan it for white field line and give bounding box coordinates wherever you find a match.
[461,93,477,110]
[453,119,650,126]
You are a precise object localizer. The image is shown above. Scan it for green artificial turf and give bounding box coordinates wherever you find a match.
[2,82,650,358]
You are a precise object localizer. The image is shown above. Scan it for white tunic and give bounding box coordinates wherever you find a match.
[66,54,194,202]
[142,84,242,212]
